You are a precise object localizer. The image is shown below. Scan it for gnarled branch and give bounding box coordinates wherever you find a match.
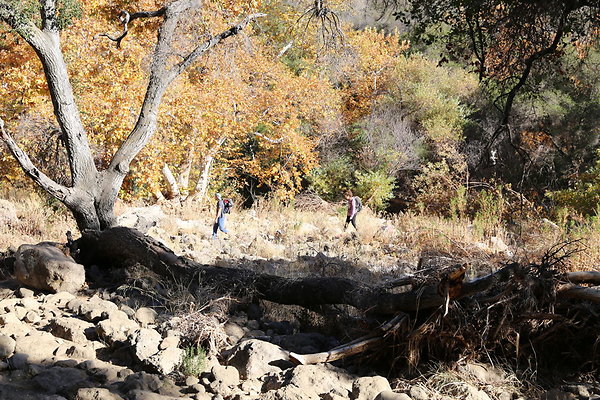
[0,117,71,202]
[97,9,166,48]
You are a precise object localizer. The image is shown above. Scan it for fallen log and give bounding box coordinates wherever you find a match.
[71,227,600,372]
[73,227,523,314]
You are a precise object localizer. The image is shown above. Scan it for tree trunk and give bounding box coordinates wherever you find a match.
[75,227,572,314]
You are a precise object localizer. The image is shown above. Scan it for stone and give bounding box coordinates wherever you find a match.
[224,322,245,343]
[135,307,158,326]
[14,243,85,294]
[129,328,161,363]
[210,365,240,389]
[75,388,125,400]
[267,364,355,396]
[0,334,16,358]
[351,376,392,400]
[227,339,291,380]
[44,291,76,307]
[49,317,94,343]
[14,331,61,364]
[147,346,184,375]
[464,384,492,400]
[159,335,180,350]
[120,372,163,393]
[17,287,35,298]
[97,315,139,344]
[32,366,89,395]
[409,386,429,400]
[376,391,412,400]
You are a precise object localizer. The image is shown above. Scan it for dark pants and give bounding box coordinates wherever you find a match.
[345,214,357,230]
[212,216,228,238]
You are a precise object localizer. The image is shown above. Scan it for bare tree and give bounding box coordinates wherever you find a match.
[0,0,263,232]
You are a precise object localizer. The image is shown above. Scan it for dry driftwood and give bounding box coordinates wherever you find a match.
[73,227,600,369]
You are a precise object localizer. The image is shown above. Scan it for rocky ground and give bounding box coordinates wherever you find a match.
[0,200,598,400]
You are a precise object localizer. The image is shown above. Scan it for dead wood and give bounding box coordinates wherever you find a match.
[73,227,600,372]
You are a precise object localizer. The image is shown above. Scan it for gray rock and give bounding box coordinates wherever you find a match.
[17,287,35,298]
[128,390,181,400]
[409,386,429,400]
[75,388,125,400]
[147,346,184,375]
[50,317,94,343]
[227,339,291,380]
[266,364,355,396]
[14,331,61,364]
[0,334,16,358]
[129,328,161,363]
[376,391,412,400]
[135,307,158,326]
[14,243,85,294]
[120,371,162,393]
[32,366,89,394]
[351,376,392,400]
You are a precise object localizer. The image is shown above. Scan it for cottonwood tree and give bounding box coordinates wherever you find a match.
[0,0,263,232]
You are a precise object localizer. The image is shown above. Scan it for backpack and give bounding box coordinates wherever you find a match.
[354,197,363,213]
[223,198,233,214]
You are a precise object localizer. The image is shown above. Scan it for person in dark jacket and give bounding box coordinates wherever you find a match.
[212,193,229,239]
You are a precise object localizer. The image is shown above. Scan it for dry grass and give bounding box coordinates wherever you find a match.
[1,189,599,276]
[0,188,76,251]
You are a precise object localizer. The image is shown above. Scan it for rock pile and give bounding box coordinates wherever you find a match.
[0,284,412,400]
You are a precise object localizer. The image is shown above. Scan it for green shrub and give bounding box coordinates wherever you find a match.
[308,157,353,201]
[180,345,207,377]
[353,170,395,212]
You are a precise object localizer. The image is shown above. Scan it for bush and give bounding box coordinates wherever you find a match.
[353,170,395,212]
[308,157,354,202]
[180,345,207,377]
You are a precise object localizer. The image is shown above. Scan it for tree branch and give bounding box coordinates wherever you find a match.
[0,117,71,202]
[40,0,58,32]
[171,13,266,78]
[97,9,166,48]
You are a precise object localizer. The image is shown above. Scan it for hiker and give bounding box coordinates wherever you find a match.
[344,190,360,231]
[212,193,229,239]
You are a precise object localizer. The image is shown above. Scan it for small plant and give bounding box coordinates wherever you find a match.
[180,345,207,377]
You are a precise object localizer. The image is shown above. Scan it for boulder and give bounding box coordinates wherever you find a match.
[376,392,412,400]
[208,365,240,394]
[266,364,355,396]
[117,205,166,233]
[14,243,85,294]
[129,328,161,363]
[75,388,125,400]
[261,385,320,400]
[147,346,184,375]
[351,376,393,400]
[32,366,89,395]
[13,331,61,364]
[135,307,158,327]
[0,334,16,358]
[49,317,94,343]
[227,339,291,380]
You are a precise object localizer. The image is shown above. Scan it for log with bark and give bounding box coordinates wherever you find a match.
[72,227,600,372]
